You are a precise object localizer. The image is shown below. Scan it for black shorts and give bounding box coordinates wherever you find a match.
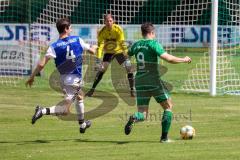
[103,53,126,65]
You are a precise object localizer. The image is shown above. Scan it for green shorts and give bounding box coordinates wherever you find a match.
[135,81,170,106]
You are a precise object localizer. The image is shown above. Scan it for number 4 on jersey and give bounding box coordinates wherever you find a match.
[66,45,76,61]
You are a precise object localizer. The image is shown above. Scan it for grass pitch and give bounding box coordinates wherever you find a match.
[0,52,240,160]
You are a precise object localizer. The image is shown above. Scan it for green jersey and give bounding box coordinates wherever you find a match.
[128,39,165,77]
[128,39,169,105]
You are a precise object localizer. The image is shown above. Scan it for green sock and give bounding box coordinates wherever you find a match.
[161,110,173,139]
[133,112,145,121]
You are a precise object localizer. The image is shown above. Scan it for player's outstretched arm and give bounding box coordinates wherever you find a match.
[87,45,98,55]
[160,52,192,64]
[25,56,50,87]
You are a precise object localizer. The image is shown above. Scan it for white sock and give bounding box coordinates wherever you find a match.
[41,106,56,115]
[75,100,85,121]
[50,106,56,114]
[80,122,86,128]
[41,108,47,115]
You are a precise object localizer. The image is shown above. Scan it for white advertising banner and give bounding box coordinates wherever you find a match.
[0,24,239,47]
[0,45,31,75]
[0,24,239,75]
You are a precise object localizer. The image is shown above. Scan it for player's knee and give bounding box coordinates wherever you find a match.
[160,99,173,110]
[100,62,109,72]
[166,104,173,110]
[77,94,83,101]
[76,99,84,104]
[102,68,108,73]
[168,100,174,110]
[99,66,107,72]
[162,102,173,110]
[126,66,132,73]
[123,59,132,72]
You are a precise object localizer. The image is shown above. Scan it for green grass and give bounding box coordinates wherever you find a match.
[0,52,240,160]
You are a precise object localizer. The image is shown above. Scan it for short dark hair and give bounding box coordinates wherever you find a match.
[56,18,71,34]
[141,22,155,37]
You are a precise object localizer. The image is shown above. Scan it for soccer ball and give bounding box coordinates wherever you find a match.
[180,125,195,140]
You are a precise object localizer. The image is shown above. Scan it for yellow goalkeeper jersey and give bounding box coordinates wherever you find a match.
[97,24,128,58]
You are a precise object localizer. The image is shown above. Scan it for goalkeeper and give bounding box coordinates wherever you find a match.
[85,14,135,97]
[124,22,192,143]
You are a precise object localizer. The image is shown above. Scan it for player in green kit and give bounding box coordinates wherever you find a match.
[124,22,192,143]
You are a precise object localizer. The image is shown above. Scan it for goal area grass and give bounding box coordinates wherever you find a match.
[0,51,240,160]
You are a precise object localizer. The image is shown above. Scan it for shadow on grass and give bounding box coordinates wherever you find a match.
[0,139,50,145]
[74,139,160,144]
[0,138,165,145]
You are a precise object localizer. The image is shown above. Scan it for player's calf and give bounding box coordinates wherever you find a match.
[85,71,105,97]
[160,99,173,142]
[31,102,71,124]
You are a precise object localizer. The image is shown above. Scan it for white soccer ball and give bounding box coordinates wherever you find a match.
[180,125,195,140]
